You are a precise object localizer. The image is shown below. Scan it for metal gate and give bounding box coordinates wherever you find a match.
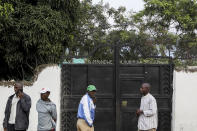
[61,63,173,131]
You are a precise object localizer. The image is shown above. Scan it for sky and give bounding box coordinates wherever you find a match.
[92,0,145,13]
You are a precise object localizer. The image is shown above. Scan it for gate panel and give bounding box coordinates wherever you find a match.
[71,66,87,95]
[119,64,172,131]
[61,64,115,131]
[120,65,145,131]
[88,65,115,131]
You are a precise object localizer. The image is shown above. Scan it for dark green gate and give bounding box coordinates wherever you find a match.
[61,63,173,131]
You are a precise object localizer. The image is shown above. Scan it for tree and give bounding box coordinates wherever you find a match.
[134,0,197,64]
[0,0,13,17]
[0,0,80,80]
[66,0,111,59]
[66,0,159,62]
[2,0,196,81]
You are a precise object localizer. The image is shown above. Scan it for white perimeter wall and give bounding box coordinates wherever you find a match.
[0,66,61,131]
[172,71,197,131]
[0,66,197,131]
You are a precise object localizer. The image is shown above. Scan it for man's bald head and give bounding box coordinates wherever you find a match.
[140,83,151,95]
[15,82,23,88]
[14,82,23,94]
[142,83,151,90]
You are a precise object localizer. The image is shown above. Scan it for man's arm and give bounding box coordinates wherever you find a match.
[143,98,157,117]
[82,96,93,127]
[51,104,57,122]
[3,98,10,129]
[20,94,31,112]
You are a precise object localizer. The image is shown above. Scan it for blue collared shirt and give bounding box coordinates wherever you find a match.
[77,93,96,126]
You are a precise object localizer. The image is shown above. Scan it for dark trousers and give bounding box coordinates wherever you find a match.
[8,124,26,131]
[38,129,55,131]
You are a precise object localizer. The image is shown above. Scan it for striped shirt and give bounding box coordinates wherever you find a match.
[138,93,158,130]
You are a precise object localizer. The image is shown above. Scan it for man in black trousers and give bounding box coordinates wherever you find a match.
[3,82,31,131]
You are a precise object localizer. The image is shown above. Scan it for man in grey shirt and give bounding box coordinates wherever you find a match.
[36,88,57,131]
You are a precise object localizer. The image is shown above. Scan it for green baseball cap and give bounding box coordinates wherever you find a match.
[87,85,97,92]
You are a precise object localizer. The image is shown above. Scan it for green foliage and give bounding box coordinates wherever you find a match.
[0,0,79,80]
[70,0,197,67]
[0,0,13,17]
[134,0,197,65]
[1,0,197,80]
[66,0,159,62]
[140,0,197,33]
[67,0,111,58]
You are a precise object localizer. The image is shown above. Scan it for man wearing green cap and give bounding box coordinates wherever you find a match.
[77,85,97,131]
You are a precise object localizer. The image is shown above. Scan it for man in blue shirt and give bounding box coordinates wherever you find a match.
[77,85,96,131]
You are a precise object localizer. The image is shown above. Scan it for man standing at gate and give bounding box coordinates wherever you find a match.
[77,85,96,131]
[136,83,158,131]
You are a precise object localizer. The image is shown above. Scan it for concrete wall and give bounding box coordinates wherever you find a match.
[0,66,61,131]
[172,71,197,131]
[0,66,197,131]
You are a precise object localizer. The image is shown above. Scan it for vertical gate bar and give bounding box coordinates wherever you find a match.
[87,64,89,86]
[144,64,147,82]
[159,65,161,94]
[114,44,121,131]
[170,57,173,131]
[169,57,173,113]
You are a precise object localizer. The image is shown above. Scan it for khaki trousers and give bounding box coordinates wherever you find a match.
[77,119,94,131]
[139,129,156,131]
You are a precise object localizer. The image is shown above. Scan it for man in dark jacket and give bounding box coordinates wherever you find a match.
[3,82,31,131]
